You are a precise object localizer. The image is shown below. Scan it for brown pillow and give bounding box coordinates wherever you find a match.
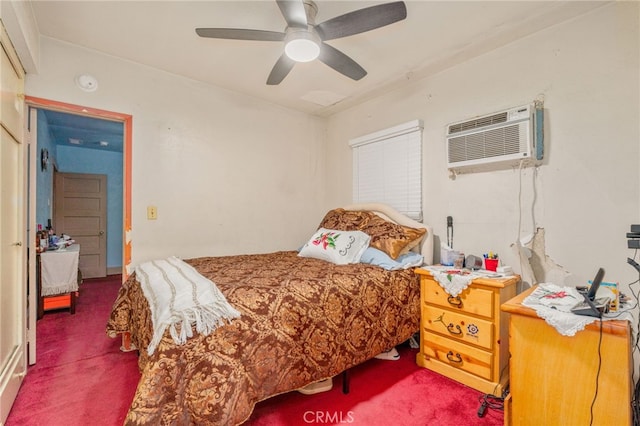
[318,208,426,260]
[360,213,426,259]
[317,208,368,231]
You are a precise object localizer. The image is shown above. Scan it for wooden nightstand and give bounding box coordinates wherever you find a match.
[414,268,518,395]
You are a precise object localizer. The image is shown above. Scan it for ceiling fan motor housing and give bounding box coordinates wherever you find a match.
[302,0,318,24]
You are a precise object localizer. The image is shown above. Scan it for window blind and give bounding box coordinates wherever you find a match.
[349,120,423,221]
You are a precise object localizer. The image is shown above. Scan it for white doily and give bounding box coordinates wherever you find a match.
[422,266,511,297]
[424,267,476,297]
[522,283,597,336]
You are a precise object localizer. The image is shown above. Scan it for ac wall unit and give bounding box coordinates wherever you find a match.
[446,104,541,173]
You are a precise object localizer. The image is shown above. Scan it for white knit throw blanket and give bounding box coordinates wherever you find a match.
[136,256,241,355]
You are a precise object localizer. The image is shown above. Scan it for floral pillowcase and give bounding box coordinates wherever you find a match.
[298,228,371,265]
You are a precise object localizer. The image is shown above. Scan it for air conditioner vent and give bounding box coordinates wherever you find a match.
[446,104,538,173]
[448,112,508,134]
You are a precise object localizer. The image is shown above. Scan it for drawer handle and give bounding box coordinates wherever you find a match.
[447,295,463,307]
[446,351,463,364]
[447,323,462,335]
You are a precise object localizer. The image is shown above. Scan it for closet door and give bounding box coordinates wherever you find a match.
[0,20,26,424]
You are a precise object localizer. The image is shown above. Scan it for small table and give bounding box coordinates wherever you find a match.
[37,244,81,318]
[501,286,633,426]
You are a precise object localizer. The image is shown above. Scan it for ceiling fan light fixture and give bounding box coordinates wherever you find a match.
[284,30,320,62]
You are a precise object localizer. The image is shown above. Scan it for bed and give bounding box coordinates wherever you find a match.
[107,204,434,425]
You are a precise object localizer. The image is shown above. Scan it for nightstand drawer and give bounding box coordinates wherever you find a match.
[422,331,493,381]
[422,278,494,319]
[422,305,494,350]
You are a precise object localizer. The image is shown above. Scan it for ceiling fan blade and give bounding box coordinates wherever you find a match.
[276,0,308,28]
[196,28,285,41]
[267,54,296,85]
[318,43,367,81]
[316,1,407,41]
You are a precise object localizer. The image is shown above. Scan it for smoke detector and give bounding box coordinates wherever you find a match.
[75,74,98,92]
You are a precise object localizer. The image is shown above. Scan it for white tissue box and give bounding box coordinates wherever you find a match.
[440,247,460,266]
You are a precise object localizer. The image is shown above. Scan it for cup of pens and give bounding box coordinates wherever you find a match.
[484,252,499,271]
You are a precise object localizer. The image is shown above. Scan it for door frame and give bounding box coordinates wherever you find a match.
[25,97,132,280]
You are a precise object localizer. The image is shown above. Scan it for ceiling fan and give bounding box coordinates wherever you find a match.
[195,0,407,85]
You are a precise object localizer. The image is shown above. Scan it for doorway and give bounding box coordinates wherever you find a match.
[25,96,132,365]
[26,96,132,277]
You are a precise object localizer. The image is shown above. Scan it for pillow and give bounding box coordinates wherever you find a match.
[317,208,368,231]
[317,208,427,260]
[359,213,427,260]
[298,228,371,265]
[360,247,424,270]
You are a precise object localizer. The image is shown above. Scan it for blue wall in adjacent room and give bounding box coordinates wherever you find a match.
[36,111,55,229]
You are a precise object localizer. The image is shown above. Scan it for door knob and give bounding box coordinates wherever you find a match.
[12,241,23,246]
[99,231,105,236]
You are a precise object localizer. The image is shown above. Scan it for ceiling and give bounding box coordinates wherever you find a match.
[28,0,608,152]
[41,110,124,153]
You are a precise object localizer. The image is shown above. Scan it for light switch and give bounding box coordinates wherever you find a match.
[147,206,157,220]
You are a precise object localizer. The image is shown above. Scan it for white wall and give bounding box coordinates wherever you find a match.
[16,3,640,300]
[326,2,640,303]
[25,37,328,265]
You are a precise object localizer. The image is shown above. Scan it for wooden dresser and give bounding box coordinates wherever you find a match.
[501,286,633,426]
[415,268,518,395]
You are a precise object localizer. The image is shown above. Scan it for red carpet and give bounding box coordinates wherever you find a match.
[246,344,504,426]
[6,276,140,426]
[7,276,503,426]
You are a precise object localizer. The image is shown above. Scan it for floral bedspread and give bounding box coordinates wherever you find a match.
[106,251,420,425]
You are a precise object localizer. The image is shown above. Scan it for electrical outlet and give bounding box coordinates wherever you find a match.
[147,206,157,220]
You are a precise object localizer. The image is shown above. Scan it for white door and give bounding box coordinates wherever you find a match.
[0,20,27,424]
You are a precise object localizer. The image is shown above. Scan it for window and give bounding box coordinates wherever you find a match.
[350,120,423,220]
